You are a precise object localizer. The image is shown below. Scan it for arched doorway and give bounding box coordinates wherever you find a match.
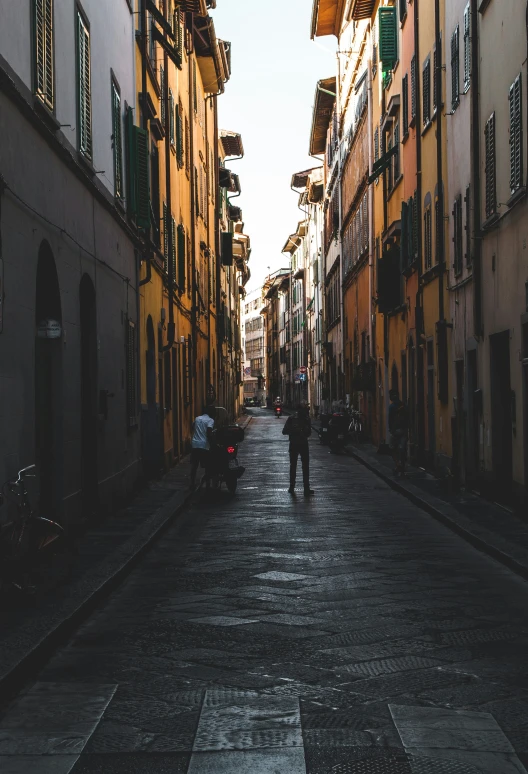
[35,241,63,519]
[79,275,98,515]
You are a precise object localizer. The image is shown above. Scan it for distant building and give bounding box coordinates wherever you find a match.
[243,289,266,404]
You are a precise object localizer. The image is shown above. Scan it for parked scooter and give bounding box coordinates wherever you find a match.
[210,425,246,494]
[327,413,349,452]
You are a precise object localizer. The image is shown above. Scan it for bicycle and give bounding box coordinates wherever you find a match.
[0,465,73,599]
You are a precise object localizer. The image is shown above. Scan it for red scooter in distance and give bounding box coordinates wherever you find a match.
[275,405,283,418]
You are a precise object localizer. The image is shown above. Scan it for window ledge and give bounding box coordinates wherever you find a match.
[479,0,492,13]
[482,212,500,231]
[77,151,96,177]
[402,259,419,278]
[387,174,404,201]
[33,97,60,130]
[421,263,442,285]
[507,186,526,209]
[402,130,410,145]
[451,99,460,113]
[421,120,433,137]
[409,115,417,129]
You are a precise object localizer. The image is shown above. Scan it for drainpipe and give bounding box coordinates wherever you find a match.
[367,55,374,362]
[189,38,197,419]
[470,0,482,337]
[162,0,175,351]
[435,0,445,324]
[415,0,425,458]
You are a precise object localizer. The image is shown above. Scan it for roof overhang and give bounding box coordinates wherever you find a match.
[311,0,346,38]
[220,130,244,158]
[309,77,336,155]
[291,166,321,189]
[195,17,229,94]
[177,0,208,16]
[348,0,376,20]
[282,234,302,254]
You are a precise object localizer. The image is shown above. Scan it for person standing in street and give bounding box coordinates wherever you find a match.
[388,389,409,476]
[190,405,216,489]
[283,405,314,496]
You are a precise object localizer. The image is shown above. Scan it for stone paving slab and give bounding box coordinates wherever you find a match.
[1,410,528,773]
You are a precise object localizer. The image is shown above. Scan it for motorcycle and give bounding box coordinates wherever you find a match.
[0,465,73,598]
[210,425,246,494]
[274,405,283,418]
[327,413,349,452]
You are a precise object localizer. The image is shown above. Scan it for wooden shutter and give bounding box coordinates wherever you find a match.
[126,320,137,427]
[169,88,175,145]
[401,201,409,271]
[112,82,123,199]
[453,195,463,276]
[485,112,496,217]
[394,121,400,180]
[433,45,438,112]
[509,75,523,194]
[410,54,417,120]
[423,59,431,125]
[134,126,150,228]
[463,4,471,89]
[378,7,397,72]
[171,216,176,281]
[163,202,168,260]
[363,192,368,253]
[192,59,197,112]
[177,223,186,289]
[412,189,418,260]
[160,66,165,125]
[451,26,460,111]
[185,116,190,175]
[35,0,54,109]
[402,74,409,135]
[78,12,92,158]
[464,186,471,266]
[176,102,184,166]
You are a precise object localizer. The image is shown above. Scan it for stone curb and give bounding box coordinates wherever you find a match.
[0,413,254,701]
[346,445,528,581]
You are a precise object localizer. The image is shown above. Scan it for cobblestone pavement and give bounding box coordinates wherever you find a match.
[1,409,528,773]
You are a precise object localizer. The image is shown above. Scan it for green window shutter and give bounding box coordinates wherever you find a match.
[463,4,471,89]
[35,0,54,109]
[126,108,137,215]
[133,125,150,229]
[112,82,123,199]
[78,12,92,158]
[176,103,184,167]
[174,7,183,62]
[485,112,496,217]
[402,74,409,135]
[169,89,175,145]
[171,216,176,281]
[177,223,186,289]
[378,6,397,72]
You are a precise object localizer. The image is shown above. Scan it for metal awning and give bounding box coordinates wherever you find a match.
[220,130,244,158]
[309,77,336,155]
[311,0,346,38]
[348,0,376,20]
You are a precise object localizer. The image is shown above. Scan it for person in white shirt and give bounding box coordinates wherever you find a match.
[190,405,216,489]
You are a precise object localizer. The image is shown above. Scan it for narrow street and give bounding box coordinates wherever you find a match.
[1,411,528,774]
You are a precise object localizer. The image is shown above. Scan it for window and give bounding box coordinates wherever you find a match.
[393,121,400,181]
[423,57,431,125]
[126,108,150,228]
[453,194,463,276]
[463,4,471,91]
[433,45,439,113]
[111,80,123,199]
[160,66,165,125]
[150,142,160,247]
[387,137,393,191]
[464,185,471,266]
[413,189,418,261]
[435,195,442,264]
[77,10,92,158]
[169,88,175,146]
[484,112,497,218]
[509,74,523,195]
[410,55,417,122]
[378,6,398,72]
[185,116,190,176]
[126,320,137,427]
[34,0,54,109]
[451,26,460,111]
[192,59,198,113]
[176,100,184,167]
[424,204,432,270]
[163,202,168,262]
[170,216,176,281]
[402,74,409,136]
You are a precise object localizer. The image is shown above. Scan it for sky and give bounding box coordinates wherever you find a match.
[210,1,335,294]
